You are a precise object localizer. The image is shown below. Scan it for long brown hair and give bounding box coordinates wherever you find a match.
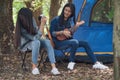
[15,8,37,48]
[59,3,76,26]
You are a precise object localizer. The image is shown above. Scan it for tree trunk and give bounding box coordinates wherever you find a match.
[113,0,120,79]
[49,0,62,24]
[24,0,43,25]
[33,8,42,25]
[0,0,14,54]
[68,0,72,3]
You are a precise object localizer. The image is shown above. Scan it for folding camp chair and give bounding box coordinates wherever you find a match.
[18,48,47,71]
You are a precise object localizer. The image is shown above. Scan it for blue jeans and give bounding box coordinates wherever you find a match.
[79,41,97,63]
[40,39,56,64]
[55,39,79,62]
[55,39,97,63]
[31,39,56,64]
[32,40,40,64]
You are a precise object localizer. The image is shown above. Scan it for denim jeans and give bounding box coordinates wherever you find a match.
[40,39,56,64]
[31,39,56,64]
[55,39,79,62]
[32,40,40,64]
[79,41,97,63]
[55,39,97,63]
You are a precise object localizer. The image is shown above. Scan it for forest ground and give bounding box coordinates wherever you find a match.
[0,52,113,80]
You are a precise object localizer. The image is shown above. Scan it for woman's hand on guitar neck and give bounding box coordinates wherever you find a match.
[75,20,85,28]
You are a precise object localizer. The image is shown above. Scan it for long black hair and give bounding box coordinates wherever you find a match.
[15,8,37,48]
[59,3,76,26]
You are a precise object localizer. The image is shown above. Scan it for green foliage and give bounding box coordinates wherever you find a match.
[30,0,42,11]
[13,0,51,25]
[106,7,114,22]
[92,0,114,23]
[13,0,26,25]
[42,0,50,17]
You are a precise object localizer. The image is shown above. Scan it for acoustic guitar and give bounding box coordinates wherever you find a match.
[56,21,85,41]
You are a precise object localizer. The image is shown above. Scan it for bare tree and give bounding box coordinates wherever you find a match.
[24,0,43,25]
[68,0,72,3]
[0,0,14,54]
[49,0,63,24]
[113,0,120,79]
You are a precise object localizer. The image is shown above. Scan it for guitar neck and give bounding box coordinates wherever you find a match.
[45,26,55,47]
[69,24,78,34]
[69,0,86,34]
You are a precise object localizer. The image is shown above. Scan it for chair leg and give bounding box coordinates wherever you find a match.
[38,49,47,71]
[20,51,28,71]
[56,49,70,67]
[42,50,47,69]
[60,50,66,64]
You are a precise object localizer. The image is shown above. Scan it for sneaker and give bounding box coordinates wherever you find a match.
[32,68,40,75]
[51,68,60,75]
[93,61,109,69]
[67,62,75,70]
